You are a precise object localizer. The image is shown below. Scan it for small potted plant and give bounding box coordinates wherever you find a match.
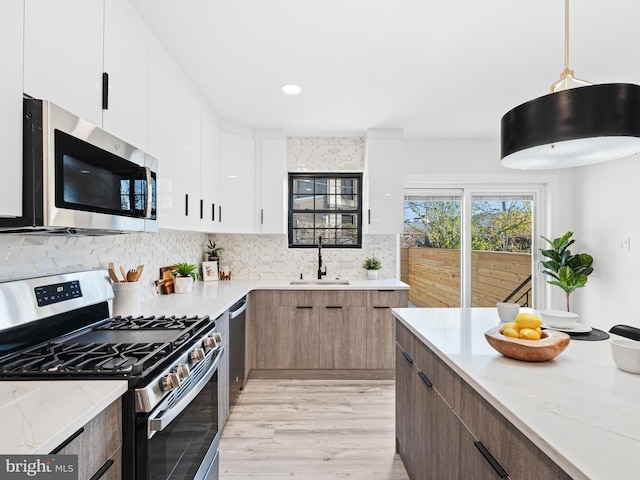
[206,240,224,261]
[363,257,382,280]
[172,262,200,294]
[540,231,593,311]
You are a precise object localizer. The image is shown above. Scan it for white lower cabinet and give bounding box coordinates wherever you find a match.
[0,0,24,218]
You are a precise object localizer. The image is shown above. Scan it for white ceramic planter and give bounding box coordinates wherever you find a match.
[366,270,378,280]
[174,276,194,294]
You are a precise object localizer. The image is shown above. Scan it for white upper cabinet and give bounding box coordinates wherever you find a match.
[255,135,287,234]
[24,0,104,127]
[200,109,217,232]
[365,130,405,234]
[148,47,201,232]
[103,0,149,150]
[217,129,255,234]
[0,0,24,217]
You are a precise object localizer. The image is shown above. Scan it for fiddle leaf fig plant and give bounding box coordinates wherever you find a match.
[540,231,593,312]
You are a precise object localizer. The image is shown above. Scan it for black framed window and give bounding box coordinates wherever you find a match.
[288,173,362,248]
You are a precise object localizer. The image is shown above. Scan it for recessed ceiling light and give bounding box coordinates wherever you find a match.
[281,84,302,95]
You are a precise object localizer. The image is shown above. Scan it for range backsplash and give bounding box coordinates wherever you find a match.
[0,231,398,299]
[0,231,207,300]
[209,233,398,280]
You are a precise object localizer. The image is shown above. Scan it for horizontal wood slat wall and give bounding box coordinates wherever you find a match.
[401,248,531,307]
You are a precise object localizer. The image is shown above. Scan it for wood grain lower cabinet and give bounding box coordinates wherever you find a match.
[249,289,407,372]
[217,311,230,428]
[52,398,122,480]
[395,320,572,480]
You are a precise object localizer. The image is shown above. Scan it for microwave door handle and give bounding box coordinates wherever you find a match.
[147,347,223,438]
[142,166,152,219]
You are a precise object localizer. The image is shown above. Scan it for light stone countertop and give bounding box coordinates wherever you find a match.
[139,277,409,318]
[392,307,640,480]
[0,380,127,454]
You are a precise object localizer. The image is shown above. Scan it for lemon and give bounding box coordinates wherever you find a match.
[500,322,520,333]
[515,312,542,329]
[519,327,541,340]
[535,326,542,336]
[502,327,520,338]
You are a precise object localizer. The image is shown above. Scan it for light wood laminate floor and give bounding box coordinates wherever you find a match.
[219,379,409,479]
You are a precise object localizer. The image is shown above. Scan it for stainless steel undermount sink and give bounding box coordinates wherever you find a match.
[289,280,350,286]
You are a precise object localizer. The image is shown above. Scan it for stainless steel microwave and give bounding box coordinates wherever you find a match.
[0,98,157,234]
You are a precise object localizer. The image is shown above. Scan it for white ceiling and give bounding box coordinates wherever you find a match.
[130,0,640,139]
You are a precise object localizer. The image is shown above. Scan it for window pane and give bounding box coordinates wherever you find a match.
[293,179,314,195]
[471,197,533,307]
[401,197,462,307]
[292,212,314,228]
[314,178,328,194]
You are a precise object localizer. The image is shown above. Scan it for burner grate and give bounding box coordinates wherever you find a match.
[96,315,200,330]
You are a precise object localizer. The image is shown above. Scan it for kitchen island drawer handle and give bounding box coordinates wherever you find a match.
[372,306,388,309]
[325,306,342,309]
[50,427,84,454]
[401,351,413,364]
[89,459,114,480]
[296,306,313,309]
[418,370,433,388]
[474,441,509,478]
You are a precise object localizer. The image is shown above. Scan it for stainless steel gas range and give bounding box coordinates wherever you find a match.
[0,270,223,480]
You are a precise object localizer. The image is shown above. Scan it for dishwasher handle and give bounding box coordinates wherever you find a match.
[229,298,247,319]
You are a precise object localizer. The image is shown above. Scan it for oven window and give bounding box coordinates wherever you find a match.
[147,372,219,480]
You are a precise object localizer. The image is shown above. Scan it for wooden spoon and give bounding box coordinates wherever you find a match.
[120,266,128,282]
[108,268,119,283]
[127,269,138,282]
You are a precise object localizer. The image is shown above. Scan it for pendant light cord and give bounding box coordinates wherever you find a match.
[550,0,592,92]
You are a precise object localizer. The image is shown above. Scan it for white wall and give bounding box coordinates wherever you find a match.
[573,155,640,330]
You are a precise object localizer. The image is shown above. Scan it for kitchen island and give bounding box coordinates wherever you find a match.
[392,308,640,480]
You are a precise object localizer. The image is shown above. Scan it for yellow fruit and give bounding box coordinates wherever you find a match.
[535,327,542,336]
[500,322,520,333]
[519,328,541,340]
[515,312,542,329]
[502,327,520,338]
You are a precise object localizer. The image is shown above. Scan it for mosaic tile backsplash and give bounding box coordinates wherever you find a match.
[288,137,365,172]
[209,233,397,280]
[0,231,398,299]
[0,232,208,300]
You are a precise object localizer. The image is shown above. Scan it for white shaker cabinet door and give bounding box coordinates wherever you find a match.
[0,0,24,217]
[24,0,104,126]
[103,0,150,150]
[217,130,255,234]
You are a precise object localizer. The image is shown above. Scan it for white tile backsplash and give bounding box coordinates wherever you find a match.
[209,233,398,280]
[288,137,365,171]
[0,231,208,300]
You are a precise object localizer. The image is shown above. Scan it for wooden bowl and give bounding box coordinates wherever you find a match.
[484,326,570,362]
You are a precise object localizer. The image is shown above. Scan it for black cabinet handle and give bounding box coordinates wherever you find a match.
[325,306,342,309]
[418,370,433,388]
[368,208,371,224]
[401,351,413,364]
[219,205,222,222]
[474,441,509,478]
[89,459,115,480]
[102,72,109,109]
[296,306,313,309]
[372,306,388,309]
[261,208,264,224]
[212,203,215,221]
[50,427,85,454]
[200,199,203,219]
[185,194,189,216]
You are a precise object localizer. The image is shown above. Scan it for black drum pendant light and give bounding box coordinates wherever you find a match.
[501,0,640,169]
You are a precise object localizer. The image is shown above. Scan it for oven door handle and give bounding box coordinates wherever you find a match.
[148,347,223,438]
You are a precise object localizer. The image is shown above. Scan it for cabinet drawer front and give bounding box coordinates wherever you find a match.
[322,290,368,307]
[276,290,319,307]
[395,321,416,354]
[369,290,408,308]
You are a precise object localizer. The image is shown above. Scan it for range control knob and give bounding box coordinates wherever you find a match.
[210,332,223,344]
[161,372,181,392]
[203,337,217,351]
[174,364,190,379]
[190,348,205,363]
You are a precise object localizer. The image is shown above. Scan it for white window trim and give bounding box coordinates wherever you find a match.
[404,183,547,309]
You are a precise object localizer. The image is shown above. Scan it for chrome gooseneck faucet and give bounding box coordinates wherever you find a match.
[317,236,327,280]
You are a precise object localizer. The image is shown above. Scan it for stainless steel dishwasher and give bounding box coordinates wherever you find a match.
[228,296,247,406]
